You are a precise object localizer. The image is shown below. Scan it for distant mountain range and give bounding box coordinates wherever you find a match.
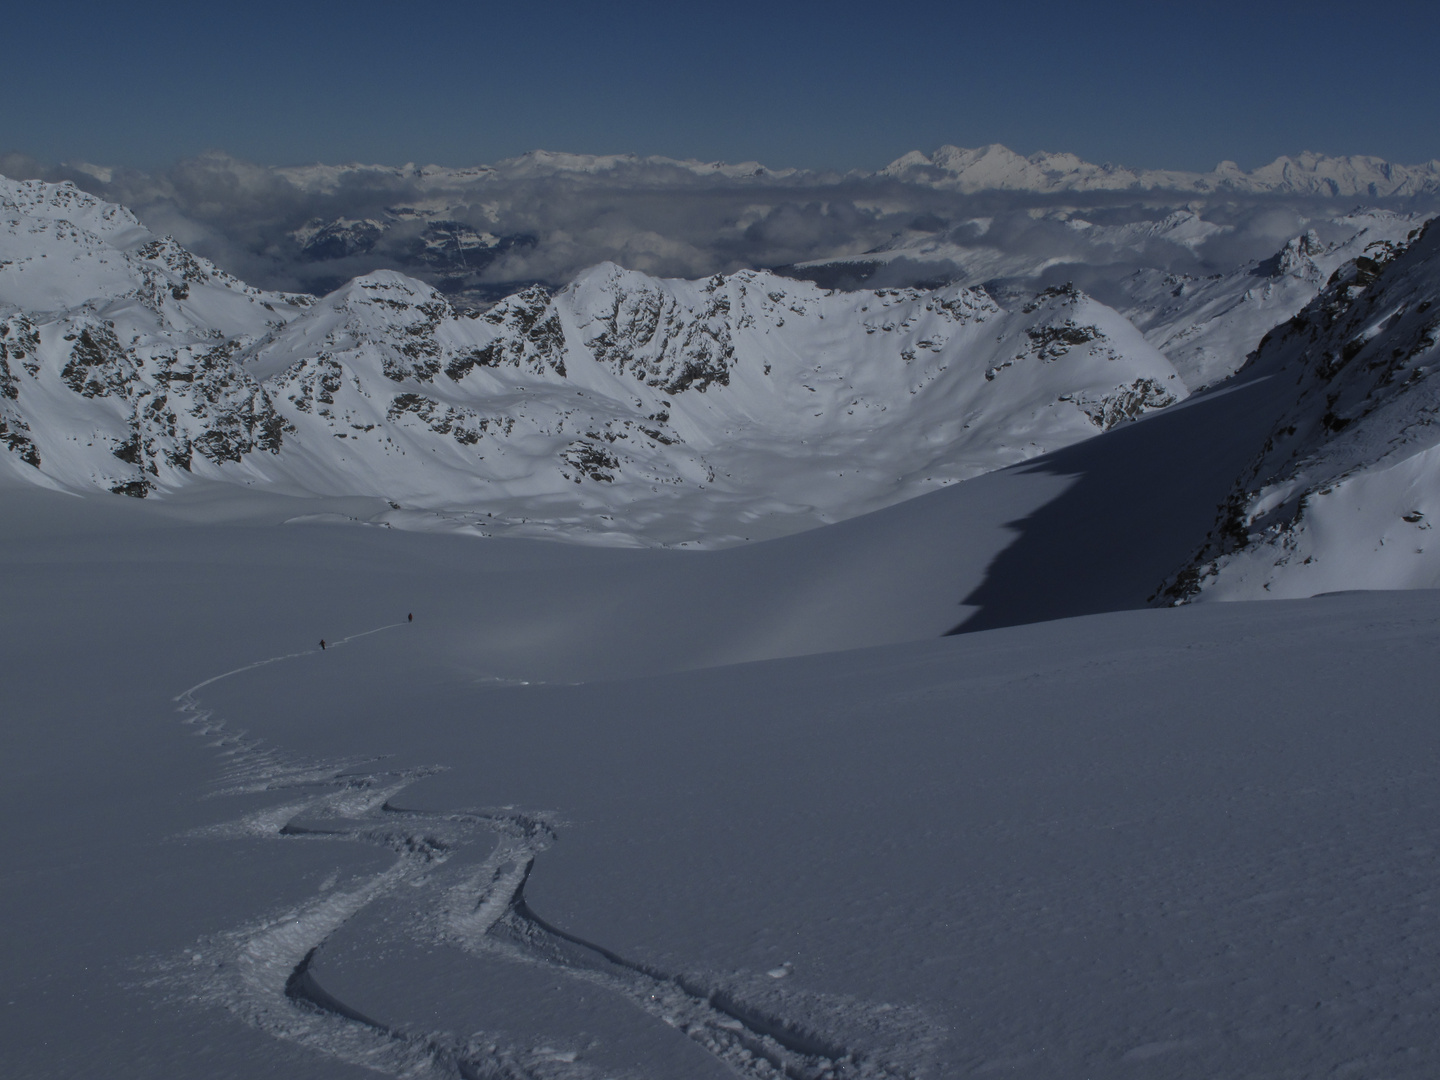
[84,144,1434,198]
[879,145,1440,197]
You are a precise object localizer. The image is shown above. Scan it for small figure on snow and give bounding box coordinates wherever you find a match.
[319,639,326,650]
[408,613,413,622]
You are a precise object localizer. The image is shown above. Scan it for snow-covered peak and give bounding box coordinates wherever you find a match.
[0,176,149,246]
[881,144,1157,193]
[1244,151,1440,197]
[250,271,457,383]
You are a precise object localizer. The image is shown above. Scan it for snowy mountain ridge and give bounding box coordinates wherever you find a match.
[212,144,1440,198]
[9,170,1440,600]
[43,144,1440,312]
[1119,209,1431,388]
[1,175,1185,545]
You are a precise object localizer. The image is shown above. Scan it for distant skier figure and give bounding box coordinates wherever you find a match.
[319,639,326,650]
[408,613,413,622]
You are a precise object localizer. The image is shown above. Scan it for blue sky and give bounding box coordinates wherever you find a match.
[6,0,1437,172]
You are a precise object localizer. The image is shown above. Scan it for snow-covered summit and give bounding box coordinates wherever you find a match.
[1,176,148,244]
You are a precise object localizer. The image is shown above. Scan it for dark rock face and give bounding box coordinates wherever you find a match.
[1026,322,1102,361]
[561,440,620,482]
[0,319,40,466]
[25,314,291,486]
[61,323,135,398]
[1081,377,1177,430]
[584,273,735,394]
[386,393,509,447]
[294,218,387,261]
[451,286,567,378]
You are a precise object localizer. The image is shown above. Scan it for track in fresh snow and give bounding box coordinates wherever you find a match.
[165,627,936,1080]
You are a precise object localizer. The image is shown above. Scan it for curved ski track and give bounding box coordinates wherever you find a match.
[160,627,940,1079]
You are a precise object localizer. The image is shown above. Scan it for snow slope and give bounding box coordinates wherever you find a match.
[4,479,1440,1079]
[1,176,1186,545]
[6,209,1440,1073]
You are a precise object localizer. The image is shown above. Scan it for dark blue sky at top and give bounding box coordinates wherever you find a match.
[5,0,1437,173]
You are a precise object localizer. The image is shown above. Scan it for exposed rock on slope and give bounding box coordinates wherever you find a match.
[0,178,314,496]
[232,264,1182,542]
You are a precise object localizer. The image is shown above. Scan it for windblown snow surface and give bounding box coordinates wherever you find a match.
[6,171,1440,1080]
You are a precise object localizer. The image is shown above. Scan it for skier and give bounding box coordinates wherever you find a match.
[408,613,413,622]
[320,639,326,650]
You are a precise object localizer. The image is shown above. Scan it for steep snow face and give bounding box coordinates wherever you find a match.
[883,144,1440,197]
[1164,220,1440,600]
[1121,210,1432,389]
[1,179,1186,545]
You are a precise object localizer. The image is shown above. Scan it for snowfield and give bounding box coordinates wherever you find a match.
[4,481,1440,1079]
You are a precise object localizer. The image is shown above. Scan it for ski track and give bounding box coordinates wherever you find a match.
[159,626,940,1080]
